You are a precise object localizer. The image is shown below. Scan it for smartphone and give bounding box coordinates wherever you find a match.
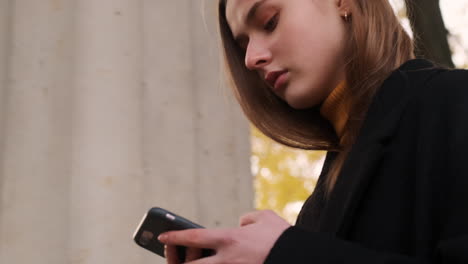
[133,207,213,261]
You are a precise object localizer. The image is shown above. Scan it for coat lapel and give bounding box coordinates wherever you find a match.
[318,133,388,236]
[316,59,438,237]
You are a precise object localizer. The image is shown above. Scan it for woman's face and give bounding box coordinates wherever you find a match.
[225,0,349,109]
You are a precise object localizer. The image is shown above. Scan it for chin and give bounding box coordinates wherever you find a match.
[284,92,320,110]
[283,82,325,109]
[287,101,314,110]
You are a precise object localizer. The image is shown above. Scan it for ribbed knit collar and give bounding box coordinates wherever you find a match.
[319,80,349,139]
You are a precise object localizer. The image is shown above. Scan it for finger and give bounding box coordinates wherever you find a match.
[159,228,227,249]
[165,245,181,264]
[239,210,274,226]
[185,247,202,262]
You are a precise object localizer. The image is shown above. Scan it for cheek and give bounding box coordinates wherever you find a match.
[295,29,342,65]
[284,21,346,91]
[286,72,331,108]
[282,9,345,68]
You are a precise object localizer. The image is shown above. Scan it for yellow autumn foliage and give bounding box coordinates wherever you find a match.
[251,126,325,224]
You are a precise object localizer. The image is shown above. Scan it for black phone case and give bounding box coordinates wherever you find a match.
[133,207,213,261]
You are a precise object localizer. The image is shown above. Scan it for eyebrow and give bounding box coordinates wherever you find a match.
[234,0,267,41]
[246,0,267,25]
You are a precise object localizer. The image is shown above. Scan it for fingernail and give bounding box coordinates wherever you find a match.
[158,234,167,242]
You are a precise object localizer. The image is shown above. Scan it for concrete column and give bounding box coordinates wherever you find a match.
[70,0,144,263]
[141,0,199,223]
[0,0,75,263]
[141,0,253,231]
[190,1,254,227]
[0,0,9,120]
[0,0,9,260]
[0,1,253,263]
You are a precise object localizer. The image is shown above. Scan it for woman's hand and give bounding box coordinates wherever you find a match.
[159,210,291,264]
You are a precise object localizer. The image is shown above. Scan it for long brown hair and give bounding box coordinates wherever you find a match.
[217,0,414,197]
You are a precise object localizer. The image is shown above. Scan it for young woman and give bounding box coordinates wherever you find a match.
[158,0,468,263]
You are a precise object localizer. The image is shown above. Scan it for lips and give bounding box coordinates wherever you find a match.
[265,70,288,91]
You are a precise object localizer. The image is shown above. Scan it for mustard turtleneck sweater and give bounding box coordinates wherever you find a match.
[319,80,349,139]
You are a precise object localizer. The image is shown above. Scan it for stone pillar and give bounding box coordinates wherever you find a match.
[70,0,144,263]
[189,1,254,227]
[0,1,253,263]
[0,0,9,261]
[0,0,75,263]
[140,0,253,230]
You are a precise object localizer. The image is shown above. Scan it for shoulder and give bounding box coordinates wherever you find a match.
[398,59,468,98]
[405,67,468,113]
[378,59,468,112]
[395,65,468,139]
[362,60,468,140]
[423,68,468,101]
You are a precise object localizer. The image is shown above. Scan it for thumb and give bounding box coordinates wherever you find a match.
[239,210,274,227]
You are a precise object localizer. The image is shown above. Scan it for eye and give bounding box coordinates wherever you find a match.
[263,13,279,32]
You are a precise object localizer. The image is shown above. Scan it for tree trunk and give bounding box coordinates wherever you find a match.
[405,0,455,68]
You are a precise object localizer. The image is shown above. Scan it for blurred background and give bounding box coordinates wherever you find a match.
[0,0,466,263]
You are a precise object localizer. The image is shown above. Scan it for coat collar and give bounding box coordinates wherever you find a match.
[317,59,440,237]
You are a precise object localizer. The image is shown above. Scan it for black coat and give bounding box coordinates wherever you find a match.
[264,59,468,264]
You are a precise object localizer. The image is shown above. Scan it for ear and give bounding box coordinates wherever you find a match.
[336,0,352,17]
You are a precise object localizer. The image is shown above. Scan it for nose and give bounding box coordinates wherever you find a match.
[244,39,272,71]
